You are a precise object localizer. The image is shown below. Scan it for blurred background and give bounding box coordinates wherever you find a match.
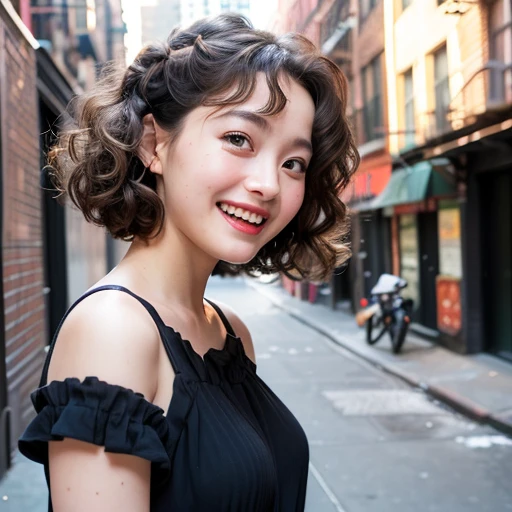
[0,0,511,510]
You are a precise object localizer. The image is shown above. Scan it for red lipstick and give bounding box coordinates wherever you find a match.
[216,201,269,235]
[219,210,266,235]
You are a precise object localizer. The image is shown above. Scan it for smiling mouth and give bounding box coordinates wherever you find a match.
[216,202,268,227]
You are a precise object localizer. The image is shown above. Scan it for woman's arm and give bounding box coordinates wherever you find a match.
[47,290,162,512]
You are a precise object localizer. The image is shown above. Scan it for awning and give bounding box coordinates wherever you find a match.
[370,158,456,210]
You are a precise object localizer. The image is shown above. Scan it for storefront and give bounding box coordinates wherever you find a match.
[346,153,393,311]
[460,128,512,360]
[368,158,460,342]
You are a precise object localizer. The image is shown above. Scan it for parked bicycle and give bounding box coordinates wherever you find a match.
[356,274,413,354]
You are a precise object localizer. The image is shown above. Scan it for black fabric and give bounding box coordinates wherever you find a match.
[19,285,309,511]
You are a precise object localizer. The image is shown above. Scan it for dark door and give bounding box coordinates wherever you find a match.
[361,211,392,297]
[40,101,68,343]
[481,171,512,360]
[418,211,439,329]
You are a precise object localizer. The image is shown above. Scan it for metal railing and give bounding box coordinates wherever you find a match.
[319,0,351,48]
[419,61,512,142]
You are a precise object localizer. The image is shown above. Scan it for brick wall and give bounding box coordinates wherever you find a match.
[0,11,46,450]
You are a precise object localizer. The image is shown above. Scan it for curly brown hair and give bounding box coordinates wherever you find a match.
[50,13,359,281]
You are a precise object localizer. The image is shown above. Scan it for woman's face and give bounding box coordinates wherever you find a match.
[156,73,315,265]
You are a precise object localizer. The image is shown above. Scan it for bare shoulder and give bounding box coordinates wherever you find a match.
[213,301,256,364]
[48,288,161,402]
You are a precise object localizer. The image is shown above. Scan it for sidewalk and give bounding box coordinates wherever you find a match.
[247,279,512,437]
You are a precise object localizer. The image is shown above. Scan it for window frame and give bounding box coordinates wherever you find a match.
[433,44,451,134]
[361,54,384,143]
[403,68,415,147]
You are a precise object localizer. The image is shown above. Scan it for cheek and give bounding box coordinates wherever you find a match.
[282,184,305,221]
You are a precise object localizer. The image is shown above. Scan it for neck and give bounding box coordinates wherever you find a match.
[118,222,218,316]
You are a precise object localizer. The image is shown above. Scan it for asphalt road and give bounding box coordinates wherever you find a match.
[208,277,512,512]
[1,276,511,512]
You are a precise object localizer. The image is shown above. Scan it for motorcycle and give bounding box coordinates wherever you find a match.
[355,273,413,354]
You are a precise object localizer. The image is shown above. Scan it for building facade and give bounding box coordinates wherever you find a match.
[341,0,393,309]
[274,0,511,359]
[382,0,511,356]
[0,0,126,478]
[275,0,394,308]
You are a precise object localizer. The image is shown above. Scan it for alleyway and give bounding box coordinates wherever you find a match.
[1,276,511,511]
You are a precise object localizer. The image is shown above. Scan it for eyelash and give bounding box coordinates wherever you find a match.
[223,132,308,173]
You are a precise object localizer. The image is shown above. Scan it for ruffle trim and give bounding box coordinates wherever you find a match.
[18,377,173,488]
[173,328,257,385]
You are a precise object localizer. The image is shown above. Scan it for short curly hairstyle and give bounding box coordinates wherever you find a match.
[50,13,359,281]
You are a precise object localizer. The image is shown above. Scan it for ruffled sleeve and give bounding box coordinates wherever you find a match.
[18,376,172,487]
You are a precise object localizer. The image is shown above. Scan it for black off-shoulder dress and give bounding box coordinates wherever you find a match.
[18,285,309,511]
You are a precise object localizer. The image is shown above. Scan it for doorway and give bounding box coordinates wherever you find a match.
[418,211,440,330]
[481,171,512,360]
[40,100,68,343]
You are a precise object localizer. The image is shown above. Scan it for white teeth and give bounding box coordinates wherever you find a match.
[218,203,266,225]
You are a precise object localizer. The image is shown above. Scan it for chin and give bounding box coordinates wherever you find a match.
[211,245,261,266]
[219,253,257,265]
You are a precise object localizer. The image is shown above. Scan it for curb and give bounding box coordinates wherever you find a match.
[247,280,512,438]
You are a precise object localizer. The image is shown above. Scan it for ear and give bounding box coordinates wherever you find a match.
[137,114,161,174]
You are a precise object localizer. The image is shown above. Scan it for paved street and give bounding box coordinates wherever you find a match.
[1,276,512,511]
[208,277,512,512]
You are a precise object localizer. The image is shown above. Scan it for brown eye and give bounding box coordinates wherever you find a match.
[283,160,306,173]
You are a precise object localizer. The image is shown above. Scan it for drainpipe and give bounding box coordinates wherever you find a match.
[0,21,10,477]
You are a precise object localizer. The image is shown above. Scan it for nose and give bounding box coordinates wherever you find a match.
[243,164,280,201]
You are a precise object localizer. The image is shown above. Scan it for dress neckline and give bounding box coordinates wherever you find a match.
[164,323,238,363]
[163,323,256,385]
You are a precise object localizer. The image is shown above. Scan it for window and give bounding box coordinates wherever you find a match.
[490,0,506,61]
[359,0,376,23]
[433,45,450,134]
[403,69,415,148]
[488,0,512,103]
[75,0,88,31]
[361,55,383,143]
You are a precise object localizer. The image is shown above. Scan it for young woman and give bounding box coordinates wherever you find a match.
[19,13,358,512]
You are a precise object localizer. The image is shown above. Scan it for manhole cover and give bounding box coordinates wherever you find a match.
[322,389,444,416]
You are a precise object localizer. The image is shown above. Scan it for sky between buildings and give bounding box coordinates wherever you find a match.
[121,0,278,65]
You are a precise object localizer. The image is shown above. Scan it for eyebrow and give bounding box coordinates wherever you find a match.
[216,109,313,154]
[216,109,271,131]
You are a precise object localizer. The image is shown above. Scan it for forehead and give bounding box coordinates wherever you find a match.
[212,73,315,130]
[178,73,316,140]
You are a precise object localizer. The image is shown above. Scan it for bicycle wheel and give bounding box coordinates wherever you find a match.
[366,313,387,345]
[389,309,409,354]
